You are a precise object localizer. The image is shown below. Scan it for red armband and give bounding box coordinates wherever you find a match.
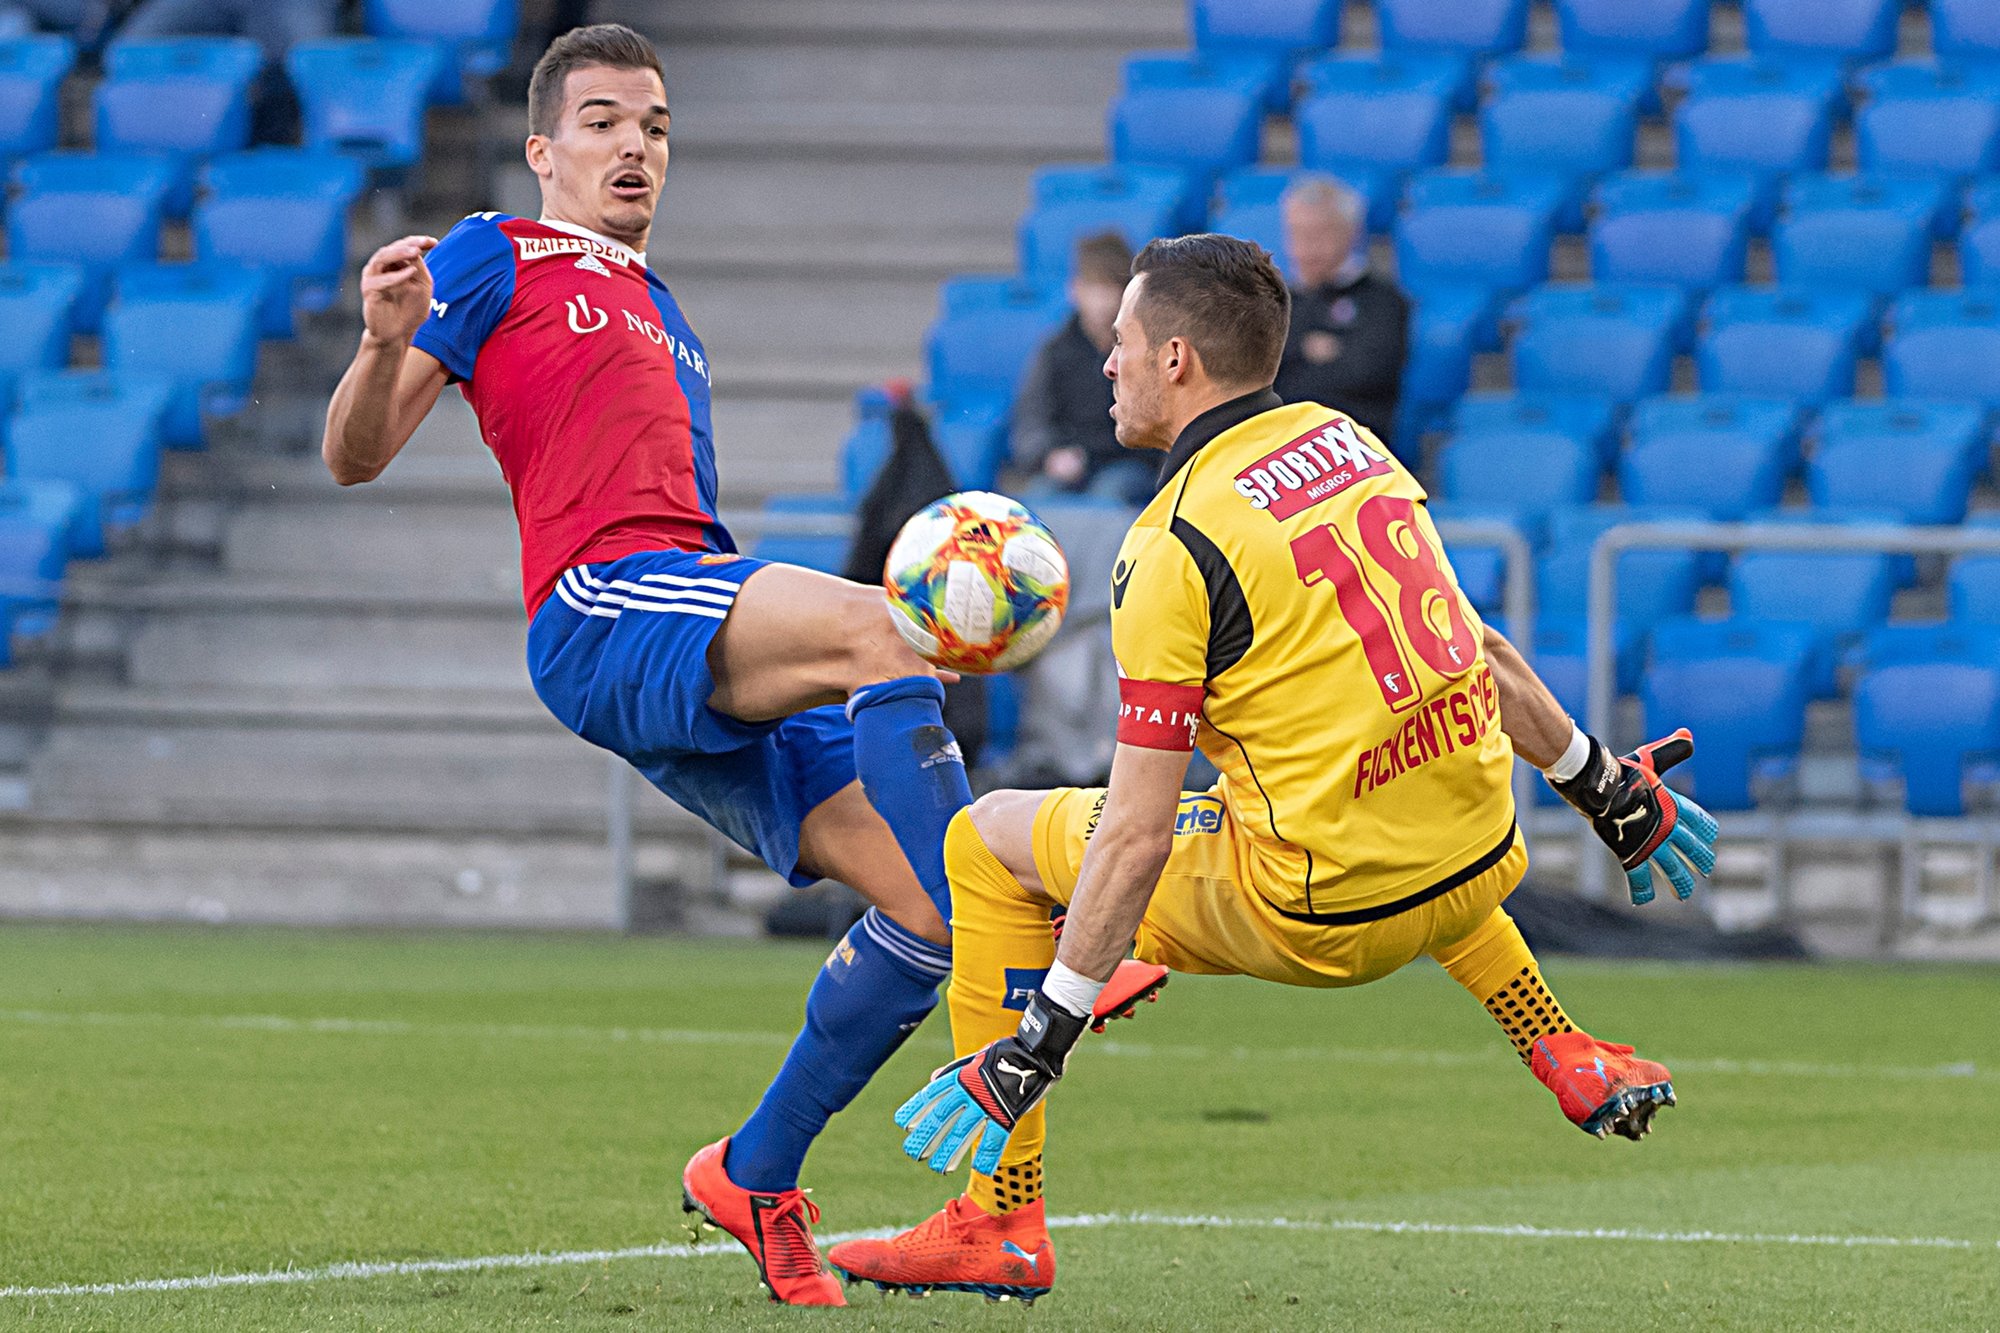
[1116,679,1205,751]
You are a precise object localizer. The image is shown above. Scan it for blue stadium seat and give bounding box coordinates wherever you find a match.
[9,153,175,334]
[1553,0,1708,60]
[0,477,81,650]
[1297,49,1475,113]
[1854,661,2000,815]
[1773,177,1937,298]
[1021,165,1190,279]
[1696,286,1870,402]
[1479,82,1638,201]
[365,0,517,104]
[1643,618,1811,809]
[931,398,1010,490]
[0,261,80,403]
[1375,0,1528,56]
[1395,170,1563,297]
[1744,503,1919,590]
[1730,550,1897,696]
[1590,171,1754,290]
[1674,67,1836,229]
[1816,394,1984,520]
[1539,505,1704,690]
[1294,75,1451,220]
[96,38,261,217]
[1857,88,2000,180]
[1883,290,2000,403]
[7,371,172,558]
[1860,621,2000,668]
[1190,0,1342,53]
[1401,286,1494,416]
[1451,391,1620,466]
[1510,283,1682,399]
[1951,553,2000,625]
[1438,428,1597,518]
[1109,82,1261,184]
[1961,180,2000,286]
[103,265,262,450]
[751,493,850,576]
[1126,48,1292,113]
[1484,53,1656,108]
[1743,0,1899,65]
[839,386,896,503]
[0,35,73,160]
[926,288,1067,414]
[1932,0,2000,66]
[1807,429,1978,526]
[286,39,443,171]
[197,150,365,338]
[1623,394,1798,519]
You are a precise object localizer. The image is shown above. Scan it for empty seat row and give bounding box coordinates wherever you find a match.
[5,150,361,335]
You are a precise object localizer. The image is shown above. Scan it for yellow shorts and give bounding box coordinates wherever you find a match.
[1030,785,1528,988]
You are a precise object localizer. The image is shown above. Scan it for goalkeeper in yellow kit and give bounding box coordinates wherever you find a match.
[827,235,1718,1304]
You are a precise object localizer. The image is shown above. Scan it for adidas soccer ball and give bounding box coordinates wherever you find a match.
[883,491,1070,674]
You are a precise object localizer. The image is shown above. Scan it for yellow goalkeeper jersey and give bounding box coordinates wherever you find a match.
[1108,389,1517,920]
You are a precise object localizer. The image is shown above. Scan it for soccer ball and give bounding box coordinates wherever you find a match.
[883,491,1070,674]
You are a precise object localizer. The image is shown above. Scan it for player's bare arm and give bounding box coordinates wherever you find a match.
[322,236,450,485]
[1481,626,1577,769]
[1047,743,1190,983]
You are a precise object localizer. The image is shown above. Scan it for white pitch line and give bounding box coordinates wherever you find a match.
[0,1007,1988,1084]
[3,1211,1994,1300]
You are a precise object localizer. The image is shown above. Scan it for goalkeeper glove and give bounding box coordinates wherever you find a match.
[1549,728,1719,906]
[894,990,1088,1176]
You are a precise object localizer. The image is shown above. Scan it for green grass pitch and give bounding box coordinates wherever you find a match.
[0,923,1996,1331]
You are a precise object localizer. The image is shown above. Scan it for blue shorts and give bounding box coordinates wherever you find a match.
[528,549,858,887]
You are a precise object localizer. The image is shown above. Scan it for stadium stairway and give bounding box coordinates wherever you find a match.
[0,0,1184,930]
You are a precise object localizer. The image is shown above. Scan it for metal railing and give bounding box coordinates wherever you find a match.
[1582,521,2000,915]
[603,510,1537,928]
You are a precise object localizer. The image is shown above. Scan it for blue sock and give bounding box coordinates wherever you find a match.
[725,908,950,1192]
[847,675,974,921]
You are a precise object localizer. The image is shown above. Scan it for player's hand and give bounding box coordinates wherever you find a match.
[360,235,439,346]
[893,993,1087,1175]
[1548,728,1719,905]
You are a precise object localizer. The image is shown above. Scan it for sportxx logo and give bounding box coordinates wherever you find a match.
[565,293,608,334]
[1234,415,1392,520]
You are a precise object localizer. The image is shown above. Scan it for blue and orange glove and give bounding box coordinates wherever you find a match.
[895,991,1087,1176]
[1549,728,1719,905]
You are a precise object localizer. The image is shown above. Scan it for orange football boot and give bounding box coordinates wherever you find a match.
[680,1137,845,1306]
[1530,1031,1676,1140]
[827,1195,1054,1304]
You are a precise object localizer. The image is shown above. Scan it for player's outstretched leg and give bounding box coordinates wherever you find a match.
[848,674,974,922]
[831,810,1075,1301]
[1431,907,1675,1140]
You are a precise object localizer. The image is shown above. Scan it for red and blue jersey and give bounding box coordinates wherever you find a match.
[411,213,731,614]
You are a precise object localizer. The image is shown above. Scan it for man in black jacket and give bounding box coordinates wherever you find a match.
[1010,231,1153,505]
[1273,174,1410,450]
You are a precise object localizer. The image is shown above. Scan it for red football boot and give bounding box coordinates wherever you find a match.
[1051,913,1170,1032]
[680,1137,845,1306]
[827,1195,1054,1304]
[1530,1031,1676,1140]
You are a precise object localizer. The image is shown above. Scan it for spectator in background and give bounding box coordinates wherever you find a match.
[1010,230,1153,507]
[1274,174,1409,449]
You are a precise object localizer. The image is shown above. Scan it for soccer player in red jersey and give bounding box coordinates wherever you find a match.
[322,24,1166,1306]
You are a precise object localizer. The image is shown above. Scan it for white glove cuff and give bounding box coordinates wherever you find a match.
[1041,960,1105,1019]
[1543,723,1592,783]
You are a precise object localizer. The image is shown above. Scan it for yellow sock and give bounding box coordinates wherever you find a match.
[1432,907,1575,1063]
[942,808,1055,1209]
[968,1155,1043,1215]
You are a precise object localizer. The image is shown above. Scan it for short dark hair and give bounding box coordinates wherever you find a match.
[1073,230,1134,286]
[1129,234,1290,388]
[528,24,665,139]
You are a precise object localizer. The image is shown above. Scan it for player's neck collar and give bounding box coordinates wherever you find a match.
[537,216,647,268]
[1158,387,1283,482]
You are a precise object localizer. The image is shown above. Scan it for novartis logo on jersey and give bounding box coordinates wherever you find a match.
[515,235,635,266]
[1234,415,1393,520]
[560,292,711,382]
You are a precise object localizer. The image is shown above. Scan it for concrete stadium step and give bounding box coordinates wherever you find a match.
[18,720,697,837]
[51,682,550,733]
[661,270,939,376]
[0,824,628,928]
